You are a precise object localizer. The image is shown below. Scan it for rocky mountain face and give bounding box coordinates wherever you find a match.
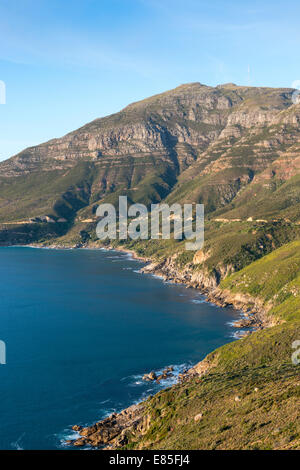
[0,82,299,244]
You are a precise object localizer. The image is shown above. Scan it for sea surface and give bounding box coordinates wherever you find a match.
[0,246,240,449]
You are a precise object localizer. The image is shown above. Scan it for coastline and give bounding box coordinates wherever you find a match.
[26,240,273,332]
[28,240,274,351]
[28,240,272,331]
[8,241,275,449]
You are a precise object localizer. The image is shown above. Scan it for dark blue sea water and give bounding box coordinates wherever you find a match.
[0,246,239,449]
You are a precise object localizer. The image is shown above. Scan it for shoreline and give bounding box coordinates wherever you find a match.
[27,241,272,330]
[27,240,272,331]
[12,241,274,343]
[4,242,275,449]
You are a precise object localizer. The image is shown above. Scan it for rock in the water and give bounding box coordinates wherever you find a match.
[73,438,87,447]
[80,424,98,437]
[233,318,254,328]
[142,371,157,381]
[72,425,82,432]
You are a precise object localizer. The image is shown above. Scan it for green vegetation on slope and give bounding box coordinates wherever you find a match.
[123,323,300,450]
[221,240,300,322]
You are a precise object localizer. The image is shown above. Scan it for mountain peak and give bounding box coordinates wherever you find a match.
[216,82,238,88]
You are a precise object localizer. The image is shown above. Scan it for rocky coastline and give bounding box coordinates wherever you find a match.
[30,241,272,330]
[20,240,277,450]
[34,242,274,449]
[66,403,147,449]
[140,257,275,331]
[66,362,212,449]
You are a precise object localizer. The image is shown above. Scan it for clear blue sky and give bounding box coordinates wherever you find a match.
[1,0,300,161]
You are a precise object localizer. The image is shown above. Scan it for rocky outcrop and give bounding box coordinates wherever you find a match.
[142,366,174,383]
[142,255,230,292]
[66,403,150,449]
[142,371,157,381]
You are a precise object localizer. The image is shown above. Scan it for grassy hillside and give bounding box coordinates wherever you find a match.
[221,240,300,322]
[127,323,299,450]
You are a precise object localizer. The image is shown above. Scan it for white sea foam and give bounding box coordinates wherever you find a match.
[11,433,25,450]
[191,298,206,304]
[127,362,191,391]
[150,274,165,280]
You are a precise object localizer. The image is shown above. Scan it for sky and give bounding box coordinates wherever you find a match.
[0,0,300,161]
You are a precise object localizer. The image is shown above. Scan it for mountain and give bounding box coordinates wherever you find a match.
[1,82,300,449]
[1,82,299,269]
[0,82,299,229]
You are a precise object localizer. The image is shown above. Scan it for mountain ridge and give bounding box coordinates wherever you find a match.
[0,82,299,227]
[1,81,300,252]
